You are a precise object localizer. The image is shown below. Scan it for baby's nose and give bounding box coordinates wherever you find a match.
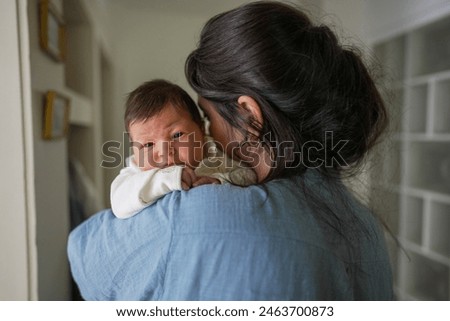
[154,141,174,165]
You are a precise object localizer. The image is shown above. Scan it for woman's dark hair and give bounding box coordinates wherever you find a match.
[186,1,388,181]
[125,79,202,132]
[186,1,393,249]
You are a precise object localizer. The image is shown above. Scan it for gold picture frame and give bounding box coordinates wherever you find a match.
[43,91,70,140]
[39,0,66,62]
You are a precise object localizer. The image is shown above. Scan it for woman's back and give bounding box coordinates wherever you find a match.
[68,170,392,300]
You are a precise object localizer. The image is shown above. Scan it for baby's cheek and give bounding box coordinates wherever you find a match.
[132,148,144,167]
[179,148,197,168]
[176,148,197,168]
[133,149,153,170]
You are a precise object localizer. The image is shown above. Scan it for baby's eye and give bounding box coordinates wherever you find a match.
[143,142,154,148]
[172,132,183,139]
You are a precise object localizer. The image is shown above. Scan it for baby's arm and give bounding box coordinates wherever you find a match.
[110,165,184,219]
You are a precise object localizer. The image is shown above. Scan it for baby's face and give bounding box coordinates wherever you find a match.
[129,103,204,171]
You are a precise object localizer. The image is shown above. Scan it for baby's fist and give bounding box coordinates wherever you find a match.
[192,176,221,187]
[181,167,197,190]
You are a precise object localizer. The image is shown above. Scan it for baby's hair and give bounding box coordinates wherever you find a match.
[125,79,202,132]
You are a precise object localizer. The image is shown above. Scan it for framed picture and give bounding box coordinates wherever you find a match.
[43,91,70,140]
[39,0,66,62]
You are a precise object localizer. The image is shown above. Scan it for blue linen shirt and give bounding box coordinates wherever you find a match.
[68,172,393,300]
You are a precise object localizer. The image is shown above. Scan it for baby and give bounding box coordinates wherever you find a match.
[111,79,257,218]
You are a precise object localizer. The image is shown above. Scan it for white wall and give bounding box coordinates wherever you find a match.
[108,1,320,92]
[362,0,450,44]
[0,0,35,300]
[104,0,246,96]
[28,0,71,300]
[321,0,366,44]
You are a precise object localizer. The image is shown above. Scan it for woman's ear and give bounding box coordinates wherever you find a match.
[237,95,263,137]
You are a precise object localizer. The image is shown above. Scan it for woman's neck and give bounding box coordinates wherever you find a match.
[239,141,272,183]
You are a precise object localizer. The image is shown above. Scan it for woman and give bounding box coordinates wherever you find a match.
[68,1,393,300]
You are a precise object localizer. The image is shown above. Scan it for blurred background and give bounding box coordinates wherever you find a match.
[1,0,449,300]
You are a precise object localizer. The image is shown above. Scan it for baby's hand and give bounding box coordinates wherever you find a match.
[181,167,197,190]
[192,176,221,187]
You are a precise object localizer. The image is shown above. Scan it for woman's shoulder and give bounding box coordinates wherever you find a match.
[164,178,291,212]
[171,181,270,209]
[158,178,326,243]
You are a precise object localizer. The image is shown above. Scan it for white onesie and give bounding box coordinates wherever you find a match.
[110,136,257,219]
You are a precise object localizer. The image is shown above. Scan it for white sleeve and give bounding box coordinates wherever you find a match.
[110,165,184,219]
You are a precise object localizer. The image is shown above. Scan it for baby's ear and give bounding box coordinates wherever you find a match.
[237,95,263,137]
